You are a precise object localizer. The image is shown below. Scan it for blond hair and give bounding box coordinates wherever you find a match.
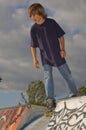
[28,3,47,19]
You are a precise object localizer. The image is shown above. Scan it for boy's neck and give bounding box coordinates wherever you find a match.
[38,17,46,25]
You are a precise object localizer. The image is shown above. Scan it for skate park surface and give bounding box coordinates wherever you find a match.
[46,96,86,130]
[23,96,86,130]
[0,96,86,130]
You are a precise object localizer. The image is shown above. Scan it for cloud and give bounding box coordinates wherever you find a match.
[0,0,86,96]
[0,0,28,7]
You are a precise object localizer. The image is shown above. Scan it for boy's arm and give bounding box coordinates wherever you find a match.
[31,47,39,68]
[59,36,66,58]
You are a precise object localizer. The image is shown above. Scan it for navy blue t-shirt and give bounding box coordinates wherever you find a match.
[30,18,66,67]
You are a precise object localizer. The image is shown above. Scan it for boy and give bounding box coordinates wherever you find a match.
[28,3,78,112]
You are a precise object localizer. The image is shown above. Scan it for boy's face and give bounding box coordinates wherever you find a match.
[31,14,43,24]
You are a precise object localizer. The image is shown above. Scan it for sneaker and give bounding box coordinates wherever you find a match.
[69,93,77,98]
[46,98,56,112]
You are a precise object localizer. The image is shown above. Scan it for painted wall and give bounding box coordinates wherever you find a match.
[0,105,28,130]
[47,96,86,130]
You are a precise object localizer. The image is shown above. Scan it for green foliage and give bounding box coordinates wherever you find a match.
[20,92,31,107]
[0,77,2,82]
[78,86,86,95]
[18,102,22,106]
[27,80,46,106]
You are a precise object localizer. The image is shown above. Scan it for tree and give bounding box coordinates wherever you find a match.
[27,80,46,105]
[0,77,2,82]
[20,92,31,108]
[78,86,86,95]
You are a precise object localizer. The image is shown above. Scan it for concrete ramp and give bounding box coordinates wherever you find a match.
[24,116,50,130]
[46,96,86,130]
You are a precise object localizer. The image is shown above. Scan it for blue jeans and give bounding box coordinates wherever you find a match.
[43,63,77,99]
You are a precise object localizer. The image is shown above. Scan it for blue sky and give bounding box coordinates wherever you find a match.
[0,0,86,108]
[0,91,21,108]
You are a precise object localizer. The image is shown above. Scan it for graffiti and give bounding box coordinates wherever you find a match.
[0,106,28,130]
[47,100,86,130]
[0,115,6,121]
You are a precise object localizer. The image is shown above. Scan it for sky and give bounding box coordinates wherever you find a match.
[0,91,21,108]
[0,0,86,107]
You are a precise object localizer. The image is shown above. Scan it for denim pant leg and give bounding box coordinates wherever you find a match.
[43,64,54,99]
[58,63,77,94]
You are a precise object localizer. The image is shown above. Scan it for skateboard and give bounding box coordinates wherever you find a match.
[43,108,54,117]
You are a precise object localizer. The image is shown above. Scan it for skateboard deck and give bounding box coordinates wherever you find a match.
[44,110,54,117]
[42,108,54,117]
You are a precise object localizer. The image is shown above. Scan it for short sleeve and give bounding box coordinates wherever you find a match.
[30,26,38,48]
[53,20,65,38]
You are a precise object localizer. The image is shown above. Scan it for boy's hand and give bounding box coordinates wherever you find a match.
[60,50,66,58]
[33,59,39,68]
